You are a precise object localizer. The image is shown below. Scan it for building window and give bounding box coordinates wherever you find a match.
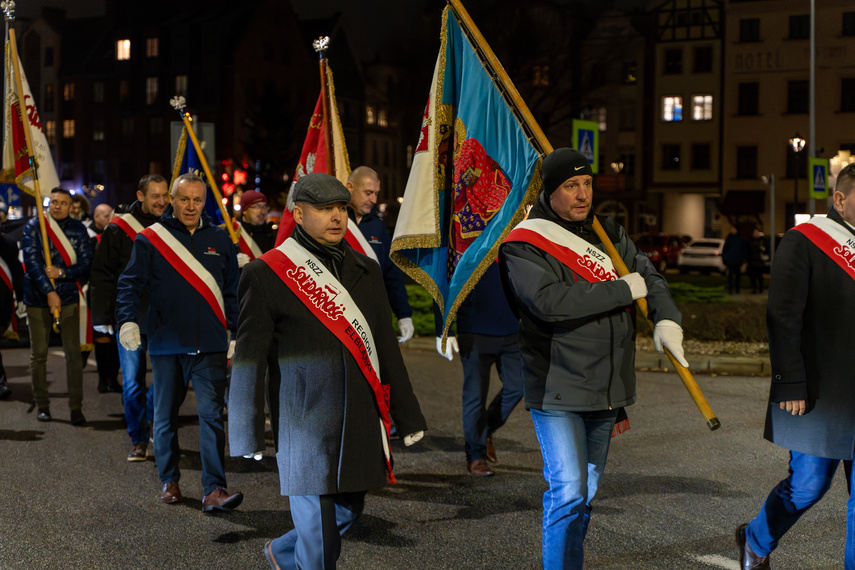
[63,83,74,101]
[739,18,760,42]
[532,65,550,87]
[664,49,682,74]
[45,120,56,145]
[619,106,636,132]
[62,119,75,139]
[93,82,104,104]
[692,95,713,121]
[692,143,711,170]
[145,77,158,105]
[116,39,131,61]
[662,144,681,170]
[119,80,130,102]
[787,80,809,114]
[789,15,810,40]
[693,47,712,73]
[92,120,105,142]
[150,117,164,136]
[44,46,54,67]
[175,75,188,97]
[44,84,54,112]
[736,146,758,179]
[378,109,388,128]
[146,37,159,58]
[738,82,759,115]
[842,78,855,112]
[366,105,375,125]
[662,96,683,122]
[619,153,636,176]
[844,12,855,36]
[622,61,637,84]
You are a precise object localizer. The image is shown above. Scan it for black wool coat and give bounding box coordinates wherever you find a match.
[228,247,427,496]
[764,208,855,460]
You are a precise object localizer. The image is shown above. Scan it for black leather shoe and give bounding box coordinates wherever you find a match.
[36,407,51,422]
[0,384,11,399]
[736,523,771,569]
[70,409,86,426]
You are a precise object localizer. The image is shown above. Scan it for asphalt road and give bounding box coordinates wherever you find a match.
[0,340,847,569]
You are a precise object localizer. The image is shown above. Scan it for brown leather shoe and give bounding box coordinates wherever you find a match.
[736,523,771,569]
[467,458,494,477]
[485,436,497,463]
[127,443,147,462]
[201,487,243,512]
[160,482,183,504]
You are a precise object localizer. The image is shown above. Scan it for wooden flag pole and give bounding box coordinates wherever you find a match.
[447,0,720,430]
[169,97,238,244]
[8,28,60,331]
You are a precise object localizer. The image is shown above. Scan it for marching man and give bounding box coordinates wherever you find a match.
[234,190,276,261]
[228,173,426,568]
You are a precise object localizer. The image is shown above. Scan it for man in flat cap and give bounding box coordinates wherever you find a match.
[499,148,686,569]
[228,172,427,569]
[235,190,276,262]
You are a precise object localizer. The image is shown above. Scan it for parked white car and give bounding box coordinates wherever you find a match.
[676,238,727,275]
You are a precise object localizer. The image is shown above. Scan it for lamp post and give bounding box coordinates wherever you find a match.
[789,134,805,228]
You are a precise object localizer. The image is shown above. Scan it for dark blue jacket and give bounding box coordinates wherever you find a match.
[434,262,519,337]
[22,215,92,307]
[349,210,412,319]
[115,206,239,356]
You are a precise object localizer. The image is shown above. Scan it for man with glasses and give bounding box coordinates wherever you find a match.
[235,190,276,262]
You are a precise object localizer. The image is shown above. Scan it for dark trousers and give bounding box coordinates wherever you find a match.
[150,352,228,495]
[93,333,120,387]
[268,491,366,569]
[726,264,742,294]
[748,265,764,293]
[458,332,524,462]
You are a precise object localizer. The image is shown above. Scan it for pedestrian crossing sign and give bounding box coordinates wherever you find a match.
[809,157,829,199]
[572,119,599,174]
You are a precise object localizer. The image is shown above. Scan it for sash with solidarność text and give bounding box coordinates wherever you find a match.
[344,224,380,264]
[259,237,395,482]
[45,215,92,348]
[111,213,144,243]
[503,217,630,437]
[794,215,855,281]
[140,223,227,328]
[236,221,263,261]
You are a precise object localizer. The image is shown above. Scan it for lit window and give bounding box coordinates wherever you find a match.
[662,96,683,121]
[692,94,713,120]
[146,77,158,105]
[146,37,159,58]
[45,120,56,145]
[595,106,607,131]
[92,121,105,141]
[63,83,74,101]
[378,109,388,128]
[366,105,375,125]
[116,39,131,61]
[62,119,75,138]
[175,75,188,97]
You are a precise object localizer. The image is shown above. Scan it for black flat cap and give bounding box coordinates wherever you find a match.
[292,173,351,206]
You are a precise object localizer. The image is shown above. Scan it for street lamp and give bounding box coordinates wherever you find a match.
[789,134,805,228]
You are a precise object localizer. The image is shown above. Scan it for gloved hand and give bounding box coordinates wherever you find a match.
[619,272,648,301]
[653,319,689,368]
[237,253,251,268]
[243,451,263,461]
[15,301,26,319]
[119,322,141,351]
[397,317,414,344]
[404,431,424,447]
[93,324,114,335]
[227,339,236,360]
[436,336,459,361]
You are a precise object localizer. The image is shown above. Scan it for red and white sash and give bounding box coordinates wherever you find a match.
[344,224,380,264]
[0,257,17,334]
[111,213,145,242]
[794,215,855,281]
[259,237,395,482]
[140,223,227,328]
[236,221,263,261]
[45,215,92,347]
[504,218,618,283]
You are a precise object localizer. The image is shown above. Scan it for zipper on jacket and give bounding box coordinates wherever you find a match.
[191,231,200,353]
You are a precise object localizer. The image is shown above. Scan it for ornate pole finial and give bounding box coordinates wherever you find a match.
[1,1,16,22]
[313,36,330,55]
[169,95,187,115]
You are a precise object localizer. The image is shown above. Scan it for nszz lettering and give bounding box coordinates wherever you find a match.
[586,247,606,263]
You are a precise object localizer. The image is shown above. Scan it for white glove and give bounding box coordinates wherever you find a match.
[15,301,26,319]
[93,324,114,335]
[119,322,141,351]
[237,253,251,268]
[243,451,263,461]
[619,272,648,301]
[436,336,459,361]
[404,431,424,447]
[653,319,689,368]
[397,317,414,344]
[227,339,236,360]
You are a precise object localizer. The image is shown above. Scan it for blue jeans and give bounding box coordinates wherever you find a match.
[530,408,618,570]
[746,450,855,568]
[458,332,524,462]
[117,332,153,445]
[150,352,228,496]
[268,492,366,569]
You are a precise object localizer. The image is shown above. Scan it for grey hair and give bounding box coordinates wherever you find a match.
[171,172,206,197]
[836,163,855,197]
